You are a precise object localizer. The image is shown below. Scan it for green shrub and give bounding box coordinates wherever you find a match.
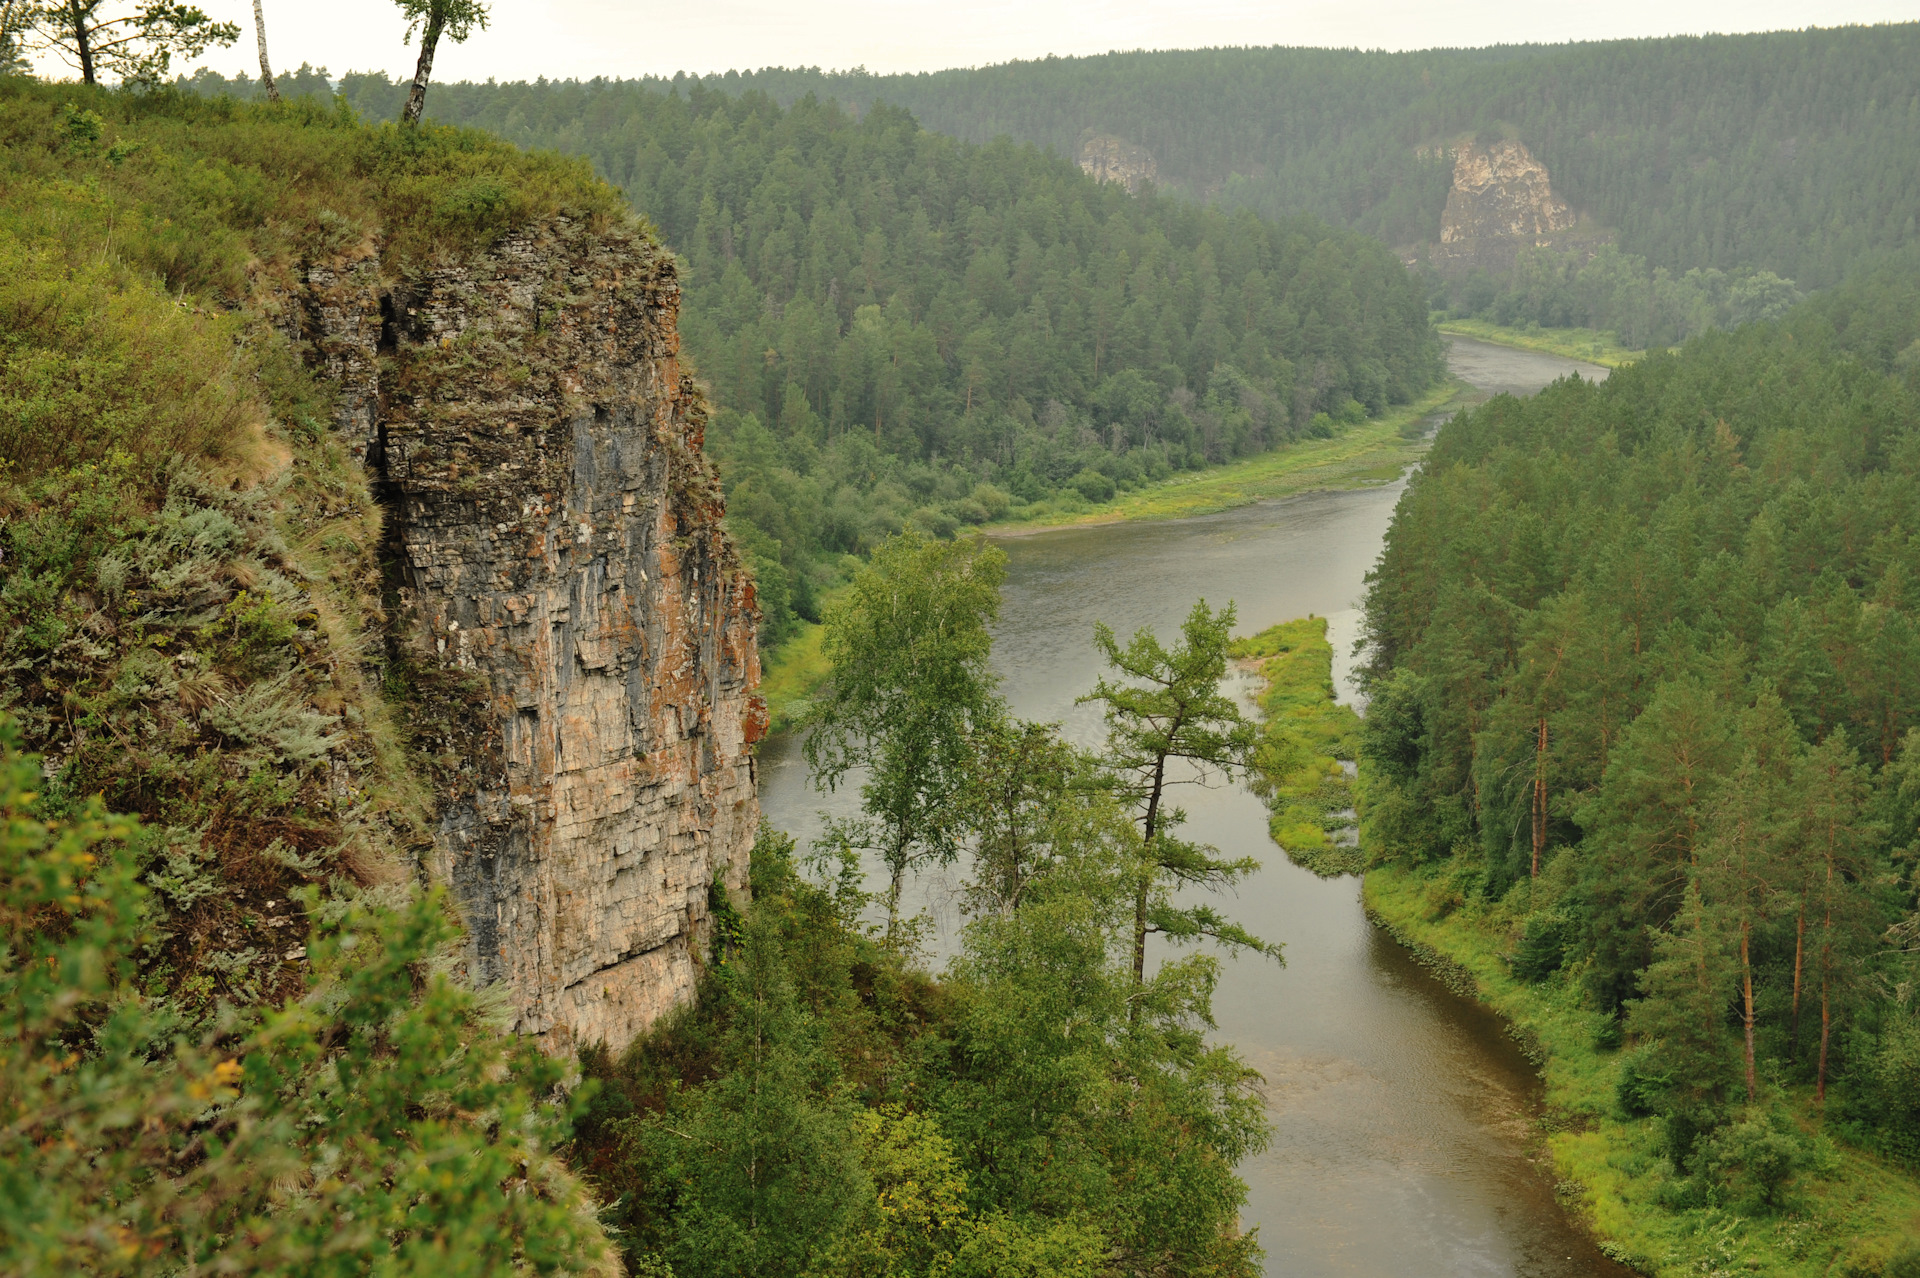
[1697,1105,1832,1215]
[1508,910,1570,982]
[0,719,611,1274]
[1069,468,1116,503]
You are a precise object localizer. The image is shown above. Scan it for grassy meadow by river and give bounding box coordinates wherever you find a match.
[757,382,1459,727]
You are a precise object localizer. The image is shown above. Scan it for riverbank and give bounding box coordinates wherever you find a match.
[1435,318,1644,368]
[1363,860,1920,1277]
[753,381,1462,725]
[982,380,1460,536]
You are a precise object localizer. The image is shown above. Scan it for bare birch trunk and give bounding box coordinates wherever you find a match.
[401,8,445,126]
[252,0,278,101]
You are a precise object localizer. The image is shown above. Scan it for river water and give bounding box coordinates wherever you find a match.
[756,338,1629,1276]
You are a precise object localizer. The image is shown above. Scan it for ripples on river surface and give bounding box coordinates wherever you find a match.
[756,339,1633,1276]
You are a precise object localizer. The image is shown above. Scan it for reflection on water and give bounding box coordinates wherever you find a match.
[756,338,1631,1276]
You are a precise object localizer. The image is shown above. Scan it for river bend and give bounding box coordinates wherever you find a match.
[758,338,1629,1277]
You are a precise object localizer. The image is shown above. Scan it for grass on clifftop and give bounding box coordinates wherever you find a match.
[1436,317,1644,368]
[1232,617,1363,878]
[0,77,625,476]
[1364,860,1920,1277]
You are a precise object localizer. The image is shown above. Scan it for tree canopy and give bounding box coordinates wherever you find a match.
[1357,251,1920,1178]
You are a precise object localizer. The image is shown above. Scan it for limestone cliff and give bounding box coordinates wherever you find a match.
[293,216,765,1053]
[1077,132,1158,194]
[1427,137,1587,276]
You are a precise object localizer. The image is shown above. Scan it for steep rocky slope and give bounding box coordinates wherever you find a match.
[291,218,765,1051]
[1427,136,1594,276]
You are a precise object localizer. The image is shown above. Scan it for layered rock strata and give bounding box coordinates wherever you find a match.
[1429,137,1581,276]
[292,216,765,1052]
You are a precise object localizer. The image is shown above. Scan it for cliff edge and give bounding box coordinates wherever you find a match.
[296,216,765,1052]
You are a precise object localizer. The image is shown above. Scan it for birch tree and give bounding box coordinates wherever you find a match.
[394,0,488,126]
[804,530,1005,930]
[250,0,274,100]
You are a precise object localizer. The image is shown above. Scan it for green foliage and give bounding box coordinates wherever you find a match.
[1357,261,1920,1227]
[0,77,622,338]
[688,28,1920,291]
[1230,616,1362,877]
[1082,600,1278,986]
[0,720,609,1274]
[0,223,261,473]
[237,73,1442,644]
[805,531,1007,923]
[24,0,239,87]
[578,823,1266,1278]
[1453,244,1807,348]
[1693,1104,1834,1215]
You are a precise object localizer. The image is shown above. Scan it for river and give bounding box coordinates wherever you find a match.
[756,338,1630,1276]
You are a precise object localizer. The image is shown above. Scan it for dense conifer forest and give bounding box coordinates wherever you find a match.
[701,27,1920,289]
[217,24,1916,357]
[1355,253,1920,1248]
[191,24,1920,392]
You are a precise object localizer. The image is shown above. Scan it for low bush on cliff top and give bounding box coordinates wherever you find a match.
[0,76,627,476]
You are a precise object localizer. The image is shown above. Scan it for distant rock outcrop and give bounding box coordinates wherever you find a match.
[1077,132,1158,194]
[1426,137,1593,276]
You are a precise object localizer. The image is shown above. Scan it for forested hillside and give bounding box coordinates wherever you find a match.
[0,76,1286,1276]
[705,27,1920,291]
[187,71,1437,644]
[1354,252,1920,1266]
[178,25,1920,368]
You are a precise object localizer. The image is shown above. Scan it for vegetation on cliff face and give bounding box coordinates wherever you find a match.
[1353,258,1920,1273]
[0,78,624,1272]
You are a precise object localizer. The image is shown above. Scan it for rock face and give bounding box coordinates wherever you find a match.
[1077,132,1158,194]
[293,216,765,1053]
[1429,137,1581,276]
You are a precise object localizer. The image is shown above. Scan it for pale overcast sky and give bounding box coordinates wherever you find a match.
[34,0,1920,84]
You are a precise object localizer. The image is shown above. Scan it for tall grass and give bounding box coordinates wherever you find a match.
[0,78,628,477]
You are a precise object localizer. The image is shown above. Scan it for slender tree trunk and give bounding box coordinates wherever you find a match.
[1131,755,1168,1013]
[1741,921,1757,1104]
[1790,910,1805,1057]
[1532,716,1547,879]
[1818,966,1832,1105]
[886,827,907,934]
[70,0,94,85]
[401,7,446,126]
[252,0,278,101]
